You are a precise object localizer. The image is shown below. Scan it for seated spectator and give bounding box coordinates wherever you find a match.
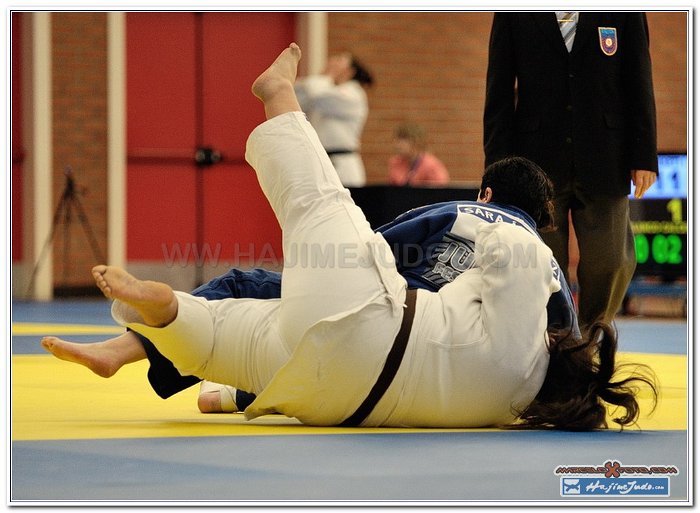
[388,122,449,187]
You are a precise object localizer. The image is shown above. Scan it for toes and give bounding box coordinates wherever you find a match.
[92,269,105,284]
[92,264,108,275]
[41,336,64,353]
[91,266,113,297]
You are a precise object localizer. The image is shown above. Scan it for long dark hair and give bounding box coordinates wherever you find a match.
[512,322,658,431]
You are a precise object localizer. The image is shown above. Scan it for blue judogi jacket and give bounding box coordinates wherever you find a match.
[378,201,580,339]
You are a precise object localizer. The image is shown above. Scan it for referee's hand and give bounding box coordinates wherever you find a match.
[631,169,657,198]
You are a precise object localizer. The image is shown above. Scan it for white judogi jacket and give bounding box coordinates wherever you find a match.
[244,221,559,427]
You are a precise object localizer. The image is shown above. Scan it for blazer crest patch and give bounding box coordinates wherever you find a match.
[598,27,618,56]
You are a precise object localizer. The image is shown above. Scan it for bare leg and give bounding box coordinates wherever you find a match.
[251,43,302,119]
[91,265,178,328]
[41,331,147,378]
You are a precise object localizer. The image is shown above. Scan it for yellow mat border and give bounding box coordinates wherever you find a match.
[13,322,124,335]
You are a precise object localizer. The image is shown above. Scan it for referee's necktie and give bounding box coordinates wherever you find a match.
[557,12,578,52]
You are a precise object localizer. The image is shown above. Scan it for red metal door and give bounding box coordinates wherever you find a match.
[127,12,293,282]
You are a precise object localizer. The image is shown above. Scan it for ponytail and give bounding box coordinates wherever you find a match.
[351,57,374,88]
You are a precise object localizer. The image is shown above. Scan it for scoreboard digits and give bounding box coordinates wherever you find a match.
[630,198,687,278]
[628,155,687,279]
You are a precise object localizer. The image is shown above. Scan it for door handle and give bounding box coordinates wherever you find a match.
[194,146,222,166]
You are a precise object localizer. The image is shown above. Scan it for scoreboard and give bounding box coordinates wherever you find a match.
[629,154,688,279]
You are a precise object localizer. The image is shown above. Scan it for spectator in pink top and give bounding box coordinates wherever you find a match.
[388,123,450,187]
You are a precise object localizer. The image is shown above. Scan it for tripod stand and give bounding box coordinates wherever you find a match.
[26,167,106,298]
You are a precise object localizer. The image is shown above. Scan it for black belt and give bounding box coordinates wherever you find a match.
[339,288,418,427]
[326,149,356,157]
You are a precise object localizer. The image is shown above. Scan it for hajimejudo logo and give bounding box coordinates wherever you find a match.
[555,460,678,497]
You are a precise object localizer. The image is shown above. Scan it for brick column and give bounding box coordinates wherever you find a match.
[51,12,109,294]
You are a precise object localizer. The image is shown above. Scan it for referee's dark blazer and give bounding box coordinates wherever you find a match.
[483,12,658,197]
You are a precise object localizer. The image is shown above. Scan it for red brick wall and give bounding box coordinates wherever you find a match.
[647,12,688,152]
[12,13,22,262]
[328,11,688,185]
[51,12,108,289]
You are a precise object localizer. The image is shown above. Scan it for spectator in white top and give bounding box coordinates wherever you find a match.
[295,51,374,187]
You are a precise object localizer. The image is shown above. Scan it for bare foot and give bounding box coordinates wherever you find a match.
[41,332,147,377]
[251,43,302,118]
[92,265,178,327]
[251,43,301,101]
[41,336,123,377]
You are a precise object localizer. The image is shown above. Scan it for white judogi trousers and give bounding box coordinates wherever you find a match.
[114,112,558,427]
